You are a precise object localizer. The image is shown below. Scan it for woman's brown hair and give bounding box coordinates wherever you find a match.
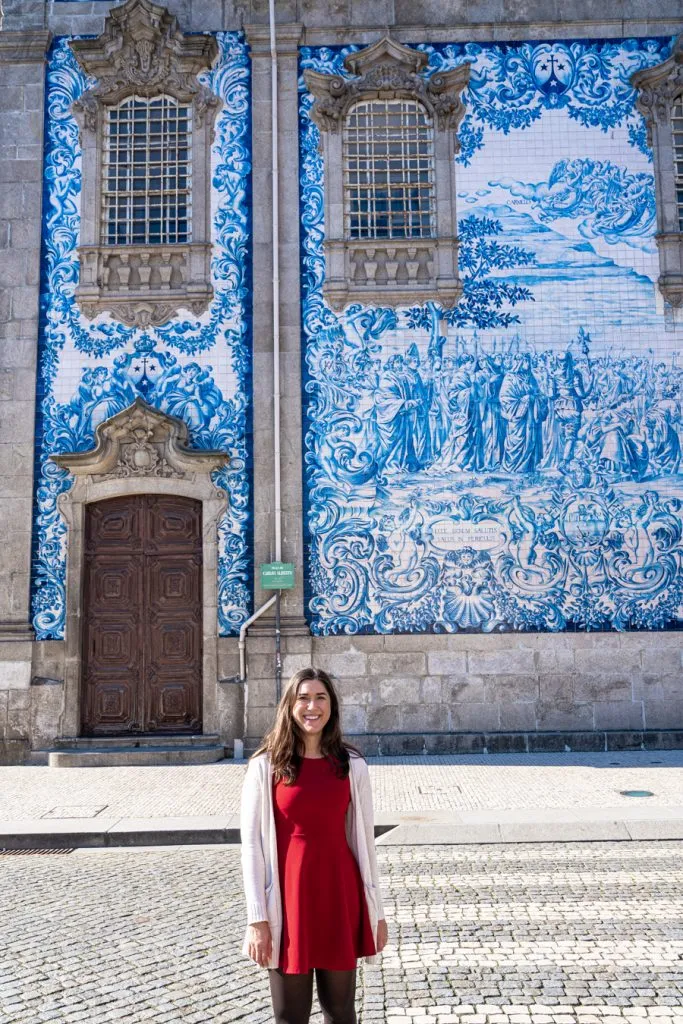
[253,666,361,783]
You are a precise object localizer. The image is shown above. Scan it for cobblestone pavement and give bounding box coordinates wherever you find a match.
[1,751,682,822]
[1,840,681,1024]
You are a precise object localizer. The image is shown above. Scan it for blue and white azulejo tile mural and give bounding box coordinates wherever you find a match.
[32,34,253,640]
[299,37,683,636]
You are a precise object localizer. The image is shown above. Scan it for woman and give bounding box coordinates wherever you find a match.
[240,667,388,1024]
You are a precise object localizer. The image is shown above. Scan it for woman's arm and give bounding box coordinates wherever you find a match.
[355,757,388,950]
[354,760,384,908]
[240,757,269,924]
[240,758,273,966]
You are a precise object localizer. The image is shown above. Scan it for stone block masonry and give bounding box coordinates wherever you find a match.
[304,632,683,754]
[0,29,49,647]
[1,1,682,763]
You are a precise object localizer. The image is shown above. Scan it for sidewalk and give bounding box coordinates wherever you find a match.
[0,749,682,849]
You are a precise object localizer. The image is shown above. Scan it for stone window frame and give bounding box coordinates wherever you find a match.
[69,0,220,328]
[304,37,470,311]
[631,35,683,309]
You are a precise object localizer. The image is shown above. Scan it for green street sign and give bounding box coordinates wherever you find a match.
[260,561,296,590]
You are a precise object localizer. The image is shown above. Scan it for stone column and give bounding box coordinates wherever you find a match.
[0,29,51,758]
[243,22,312,742]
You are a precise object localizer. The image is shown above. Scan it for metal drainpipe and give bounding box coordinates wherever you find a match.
[235,0,283,758]
[234,594,277,759]
[270,0,283,706]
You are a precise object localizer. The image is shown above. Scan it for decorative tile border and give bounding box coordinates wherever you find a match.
[31,33,253,639]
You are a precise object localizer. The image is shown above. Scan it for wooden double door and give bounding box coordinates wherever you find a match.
[81,495,203,735]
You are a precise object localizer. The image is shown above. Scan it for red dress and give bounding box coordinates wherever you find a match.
[273,757,376,974]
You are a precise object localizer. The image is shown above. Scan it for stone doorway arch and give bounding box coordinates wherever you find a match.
[51,399,229,739]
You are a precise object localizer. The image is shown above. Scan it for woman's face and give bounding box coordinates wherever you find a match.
[291,679,331,739]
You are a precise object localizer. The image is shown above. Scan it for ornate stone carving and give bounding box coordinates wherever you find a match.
[51,399,229,484]
[632,36,683,146]
[303,37,468,311]
[70,0,219,129]
[110,438,175,478]
[76,243,213,326]
[304,37,469,135]
[325,237,461,311]
[631,36,683,310]
[68,0,219,328]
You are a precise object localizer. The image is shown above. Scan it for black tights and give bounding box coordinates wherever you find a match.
[269,967,357,1024]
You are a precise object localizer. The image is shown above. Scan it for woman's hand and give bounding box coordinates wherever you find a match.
[376,918,389,953]
[246,921,272,966]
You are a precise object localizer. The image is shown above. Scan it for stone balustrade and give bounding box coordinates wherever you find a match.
[75,242,214,327]
[323,236,462,310]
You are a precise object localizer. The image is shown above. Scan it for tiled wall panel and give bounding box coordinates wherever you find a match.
[299,37,683,636]
[31,34,253,640]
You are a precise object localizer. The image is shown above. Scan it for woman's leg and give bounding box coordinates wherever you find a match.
[268,969,314,1024]
[315,969,357,1024]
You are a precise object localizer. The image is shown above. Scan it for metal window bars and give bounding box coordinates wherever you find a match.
[102,95,192,246]
[674,98,683,233]
[343,98,435,240]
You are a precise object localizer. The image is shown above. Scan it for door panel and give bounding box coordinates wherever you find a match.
[81,495,203,736]
[146,498,203,552]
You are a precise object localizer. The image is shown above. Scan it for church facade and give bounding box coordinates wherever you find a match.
[0,0,682,762]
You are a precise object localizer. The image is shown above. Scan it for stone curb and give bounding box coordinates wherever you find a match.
[375,819,683,845]
[1,816,683,850]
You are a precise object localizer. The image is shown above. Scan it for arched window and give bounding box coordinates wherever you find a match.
[69,0,219,327]
[343,98,435,240]
[103,95,192,246]
[673,96,683,232]
[304,37,469,311]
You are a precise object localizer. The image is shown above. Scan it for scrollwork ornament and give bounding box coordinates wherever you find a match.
[106,440,180,479]
[194,84,222,128]
[633,65,683,145]
[631,36,682,145]
[304,38,470,134]
[69,0,218,112]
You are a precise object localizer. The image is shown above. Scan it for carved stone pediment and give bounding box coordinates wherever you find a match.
[51,399,229,483]
[70,0,219,131]
[631,35,683,145]
[304,36,470,134]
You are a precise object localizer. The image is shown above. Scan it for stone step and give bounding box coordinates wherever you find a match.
[47,743,226,768]
[52,734,220,750]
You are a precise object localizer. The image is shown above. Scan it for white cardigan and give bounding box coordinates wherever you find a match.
[240,752,385,969]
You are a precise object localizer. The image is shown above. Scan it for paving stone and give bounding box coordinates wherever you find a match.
[2,750,683,825]
[1,840,682,1021]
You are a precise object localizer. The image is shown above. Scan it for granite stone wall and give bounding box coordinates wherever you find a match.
[237,631,683,754]
[0,0,682,761]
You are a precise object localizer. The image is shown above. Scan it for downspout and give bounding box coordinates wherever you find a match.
[234,0,282,759]
[270,0,284,705]
[270,0,282,568]
[234,594,277,759]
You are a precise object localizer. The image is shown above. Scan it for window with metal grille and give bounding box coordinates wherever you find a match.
[674,97,683,232]
[102,95,191,245]
[344,98,435,240]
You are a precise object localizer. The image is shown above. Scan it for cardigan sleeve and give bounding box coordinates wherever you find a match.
[355,757,386,919]
[240,757,269,924]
